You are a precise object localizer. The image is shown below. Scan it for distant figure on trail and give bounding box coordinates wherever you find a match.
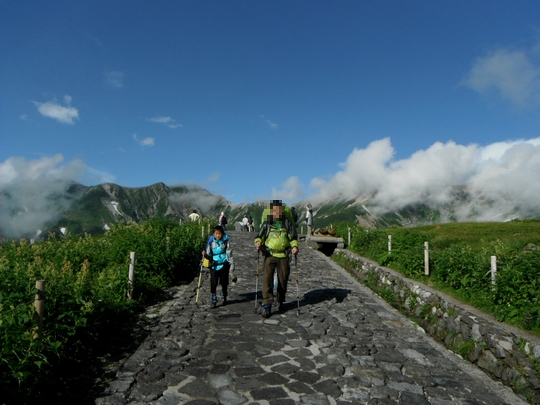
[290,206,299,228]
[305,203,313,235]
[189,210,200,222]
[203,225,235,308]
[248,215,254,232]
[242,215,249,231]
[254,199,299,319]
[219,211,228,230]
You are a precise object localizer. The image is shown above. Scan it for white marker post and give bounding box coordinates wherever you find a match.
[424,242,429,276]
[128,252,136,300]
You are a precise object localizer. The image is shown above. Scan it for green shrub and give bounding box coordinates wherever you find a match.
[0,219,206,403]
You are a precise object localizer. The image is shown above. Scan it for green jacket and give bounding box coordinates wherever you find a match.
[254,215,298,258]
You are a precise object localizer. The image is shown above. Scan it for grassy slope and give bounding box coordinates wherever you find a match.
[343,220,540,335]
[401,221,540,251]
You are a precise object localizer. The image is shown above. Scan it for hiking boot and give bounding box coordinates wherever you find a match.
[210,294,217,309]
[222,297,228,306]
[262,304,271,318]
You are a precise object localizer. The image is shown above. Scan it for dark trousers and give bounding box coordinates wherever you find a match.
[210,262,230,296]
[262,255,290,306]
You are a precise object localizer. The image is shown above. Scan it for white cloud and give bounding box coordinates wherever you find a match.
[132,133,155,147]
[309,137,540,221]
[85,166,116,184]
[267,120,278,129]
[272,176,305,202]
[34,95,79,124]
[150,116,172,124]
[463,46,540,108]
[168,188,222,215]
[105,71,124,89]
[0,155,87,239]
[260,115,279,129]
[140,138,155,146]
[149,116,182,129]
[205,172,220,184]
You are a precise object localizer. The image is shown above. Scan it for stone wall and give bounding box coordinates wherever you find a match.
[335,249,540,403]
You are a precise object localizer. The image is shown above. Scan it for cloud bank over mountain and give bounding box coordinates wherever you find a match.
[307,137,540,221]
[168,188,222,215]
[2,137,539,239]
[0,155,86,239]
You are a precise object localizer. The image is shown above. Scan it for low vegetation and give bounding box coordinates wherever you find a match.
[0,219,210,404]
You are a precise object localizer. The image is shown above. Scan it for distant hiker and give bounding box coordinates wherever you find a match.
[203,225,235,308]
[248,215,254,232]
[219,211,228,230]
[242,215,249,231]
[291,206,299,227]
[254,200,299,318]
[189,210,200,222]
[305,203,313,235]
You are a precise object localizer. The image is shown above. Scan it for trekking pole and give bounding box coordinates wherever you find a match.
[295,253,300,316]
[196,253,204,303]
[254,249,260,312]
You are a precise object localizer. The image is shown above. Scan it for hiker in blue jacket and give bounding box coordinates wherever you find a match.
[203,225,235,308]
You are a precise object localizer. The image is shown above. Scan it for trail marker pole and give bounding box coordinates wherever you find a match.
[388,235,392,254]
[491,256,497,288]
[424,242,429,276]
[34,280,46,338]
[128,252,136,300]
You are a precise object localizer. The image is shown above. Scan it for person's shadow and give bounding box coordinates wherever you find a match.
[280,288,350,314]
[226,288,350,315]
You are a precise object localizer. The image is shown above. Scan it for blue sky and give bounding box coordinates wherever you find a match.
[1,1,540,206]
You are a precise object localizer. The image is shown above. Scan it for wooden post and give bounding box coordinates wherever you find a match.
[34,280,46,338]
[207,224,210,236]
[201,226,204,238]
[491,256,497,287]
[388,235,392,254]
[166,236,170,251]
[128,252,136,300]
[348,227,351,246]
[424,242,429,276]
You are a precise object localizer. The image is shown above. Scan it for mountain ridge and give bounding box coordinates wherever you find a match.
[2,181,538,241]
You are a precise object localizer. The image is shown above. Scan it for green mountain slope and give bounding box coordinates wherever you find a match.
[3,181,538,241]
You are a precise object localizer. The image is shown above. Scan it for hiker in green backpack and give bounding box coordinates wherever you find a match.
[254,200,299,318]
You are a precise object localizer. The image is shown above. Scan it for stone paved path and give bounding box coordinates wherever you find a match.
[96,231,527,405]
